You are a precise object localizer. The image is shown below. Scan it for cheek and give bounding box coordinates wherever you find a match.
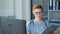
[34,14,37,17]
[40,13,43,16]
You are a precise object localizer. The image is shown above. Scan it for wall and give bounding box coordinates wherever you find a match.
[15,0,22,19]
[0,0,31,22]
[15,0,31,22]
[22,0,31,21]
[0,0,15,17]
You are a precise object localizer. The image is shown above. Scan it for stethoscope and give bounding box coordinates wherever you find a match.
[30,18,47,34]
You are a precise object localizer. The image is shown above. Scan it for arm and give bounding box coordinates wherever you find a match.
[26,22,31,34]
[27,32,30,34]
[49,32,54,34]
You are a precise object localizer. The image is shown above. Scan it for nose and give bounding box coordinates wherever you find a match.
[37,13,42,16]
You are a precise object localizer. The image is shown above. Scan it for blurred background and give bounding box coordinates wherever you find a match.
[0,0,49,22]
[0,0,60,34]
[0,0,60,22]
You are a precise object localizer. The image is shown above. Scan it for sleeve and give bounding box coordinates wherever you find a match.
[26,21,31,32]
[45,20,50,26]
[46,20,53,26]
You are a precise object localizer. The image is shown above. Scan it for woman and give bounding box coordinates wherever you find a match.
[26,4,54,34]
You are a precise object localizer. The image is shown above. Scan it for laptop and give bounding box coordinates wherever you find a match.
[1,18,26,34]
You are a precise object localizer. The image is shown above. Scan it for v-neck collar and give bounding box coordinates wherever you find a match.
[33,19,43,26]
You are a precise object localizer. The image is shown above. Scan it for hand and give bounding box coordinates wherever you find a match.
[49,32,54,34]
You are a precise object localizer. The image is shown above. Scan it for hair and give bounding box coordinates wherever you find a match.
[32,4,43,11]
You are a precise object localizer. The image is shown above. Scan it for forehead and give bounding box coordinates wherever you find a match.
[33,9,42,12]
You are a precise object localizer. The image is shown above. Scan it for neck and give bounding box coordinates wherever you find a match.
[35,18,42,24]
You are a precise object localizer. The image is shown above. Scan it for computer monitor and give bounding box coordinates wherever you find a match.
[1,18,26,34]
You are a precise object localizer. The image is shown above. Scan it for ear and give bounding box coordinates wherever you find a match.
[32,10,34,15]
[32,11,34,15]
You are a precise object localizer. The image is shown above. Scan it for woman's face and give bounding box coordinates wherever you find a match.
[33,8,43,18]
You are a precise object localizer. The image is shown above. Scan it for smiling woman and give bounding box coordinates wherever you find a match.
[26,4,45,34]
[26,4,54,34]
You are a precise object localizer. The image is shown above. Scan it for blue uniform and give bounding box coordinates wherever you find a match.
[26,19,49,34]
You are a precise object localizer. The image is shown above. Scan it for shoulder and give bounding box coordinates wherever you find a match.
[44,20,49,26]
[26,20,34,27]
[26,20,34,32]
[45,20,53,26]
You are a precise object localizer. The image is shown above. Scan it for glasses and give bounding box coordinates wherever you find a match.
[34,12,42,15]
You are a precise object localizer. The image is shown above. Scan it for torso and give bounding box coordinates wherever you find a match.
[29,20,48,34]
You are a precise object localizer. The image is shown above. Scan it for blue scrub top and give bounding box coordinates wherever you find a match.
[26,19,49,34]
